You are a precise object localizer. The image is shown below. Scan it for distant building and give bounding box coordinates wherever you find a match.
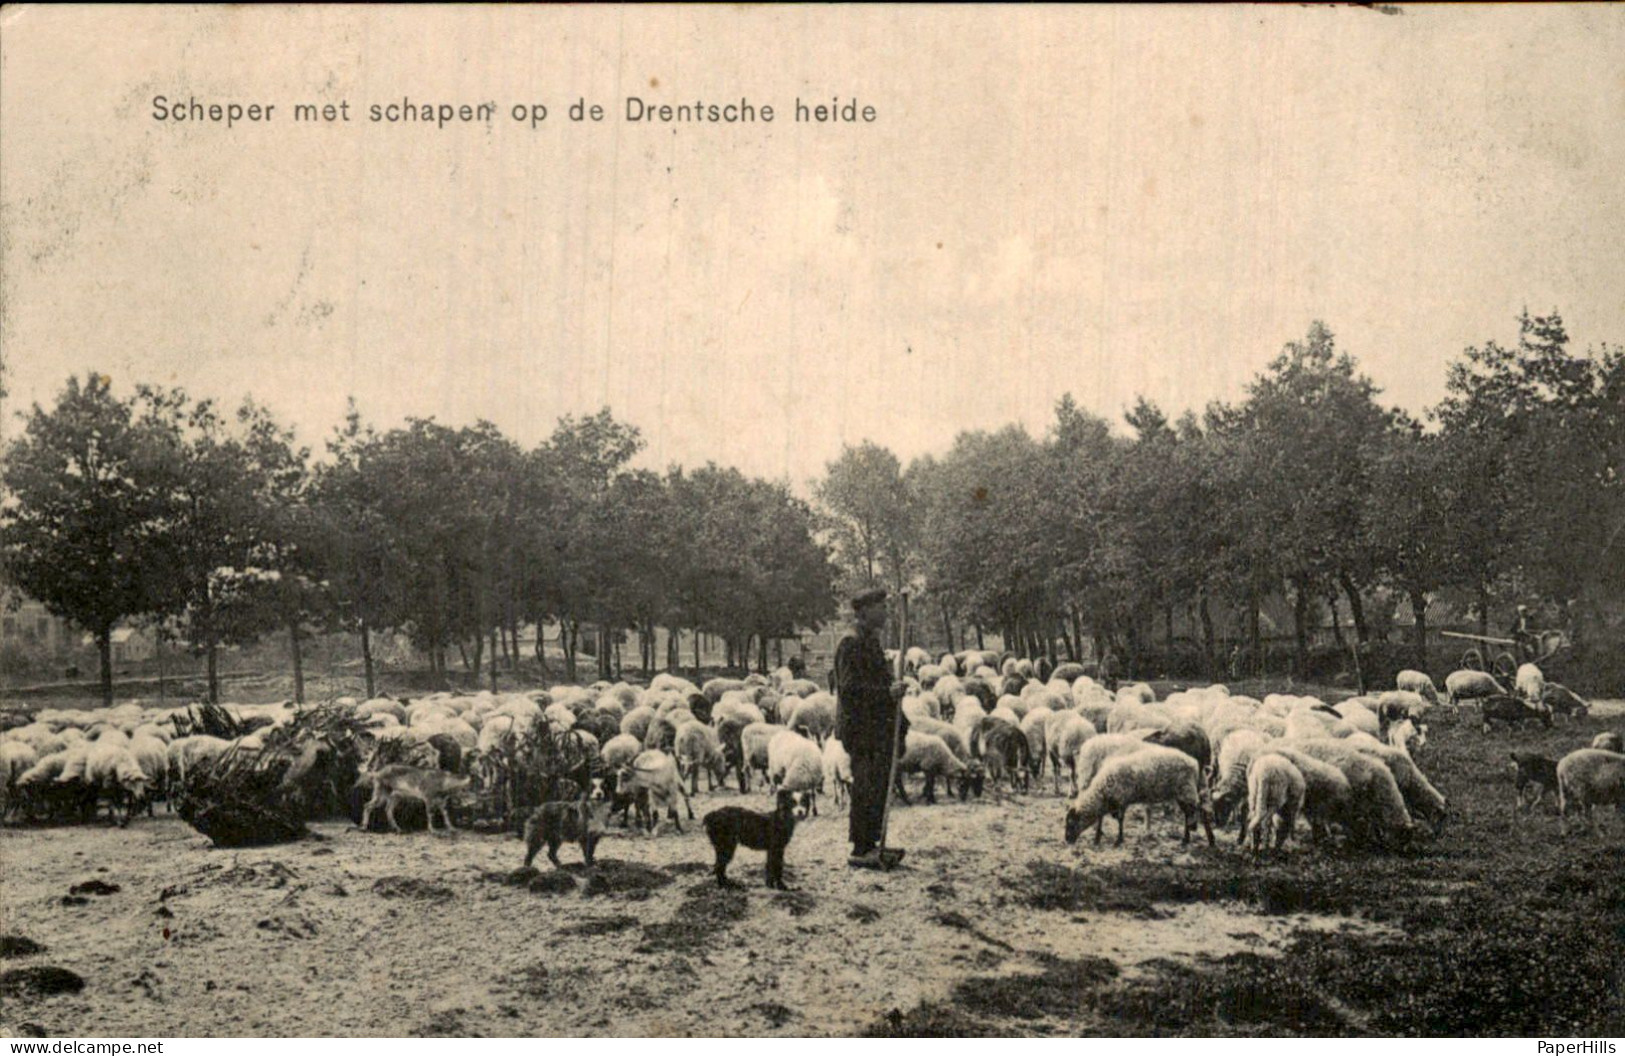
[0,581,76,656]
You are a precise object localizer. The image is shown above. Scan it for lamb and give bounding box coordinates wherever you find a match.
[893,731,971,805]
[1479,694,1553,733]
[1593,732,1624,753]
[617,749,695,834]
[766,730,824,816]
[1556,749,1625,836]
[1064,744,1214,848]
[1445,670,1507,708]
[1245,753,1306,854]
[1508,752,1560,813]
[1394,670,1441,707]
[673,720,728,795]
[1542,684,1590,722]
[823,737,853,808]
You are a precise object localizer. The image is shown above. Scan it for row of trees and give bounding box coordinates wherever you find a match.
[814,312,1624,683]
[4,310,1618,703]
[1,383,837,705]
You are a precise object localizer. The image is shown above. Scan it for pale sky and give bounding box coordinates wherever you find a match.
[3,5,1622,491]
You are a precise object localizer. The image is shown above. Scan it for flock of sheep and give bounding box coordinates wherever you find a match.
[1,649,1620,850]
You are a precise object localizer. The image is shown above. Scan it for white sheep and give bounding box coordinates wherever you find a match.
[1282,738,1413,849]
[1048,712,1099,795]
[1353,740,1448,833]
[601,733,644,774]
[620,705,656,742]
[1332,700,1381,737]
[823,738,853,808]
[740,722,788,791]
[1556,748,1625,836]
[1394,670,1440,707]
[672,720,726,795]
[1020,707,1053,782]
[895,731,969,805]
[1245,753,1306,854]
[1210,728,1270,834]
[616,749,694,834]
[84,740,149,824]
[906,716,972,763]
[767,730,824,815]
[1064,744,1213,847]
[784,692,836,744]
[1515,663,1545,706]
[1444,670,1507,708]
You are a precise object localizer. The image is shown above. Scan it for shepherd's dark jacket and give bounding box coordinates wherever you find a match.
[834,630,907,851]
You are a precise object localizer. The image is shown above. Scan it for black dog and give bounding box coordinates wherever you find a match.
[703,790,798,890]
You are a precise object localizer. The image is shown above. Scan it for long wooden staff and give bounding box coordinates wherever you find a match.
[878,591,909,864]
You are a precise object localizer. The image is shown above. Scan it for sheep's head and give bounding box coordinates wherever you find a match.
[957,761,985,802]
[1211,789,1238,827]
[1063,801,1100,845]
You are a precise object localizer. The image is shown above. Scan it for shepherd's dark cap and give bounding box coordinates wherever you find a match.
[852,587,888,610]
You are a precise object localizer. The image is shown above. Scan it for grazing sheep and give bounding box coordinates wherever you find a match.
[1542,684,1590,722]
[823,738,853,808]
[702,678,748,705]
[1245,753,1306,854]
[83,740,150,826]
[1282,739,1413,849]
[1376,690,1432,728]
[1394,670,1441,707]
[1445,670,1507,708]
[972,718,1033,792]
[1050,662,1087,685]
[1266,746,1353,843]
[1210,728,1270,832]
[1556,749,1625,836]
[906,716,972,764]
[1332,700,1382,738]
[617,749,695,834]
[1,741,39,818]
[893,731,971,805]
[673,720,728,796]
[1064,744,1214,848]
[1140,723,1213,787]
[766,730,824,816]
[1353,740,1448,834]
[1385,718,1427,759]
[1592,732,1624,753]
[1508,752,1560,813]
[1479,694,1553,733]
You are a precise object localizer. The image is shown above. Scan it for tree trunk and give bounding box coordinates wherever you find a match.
[975,623,985,650]
[207,641,220,704]
[692,627,700,675]
[1409,588,1429,670]
[1164,605,1175,650]
[1290,578,1311,680]
[1198,593,1217,682]
[471,634,483,681]
[289,613,305,705]
[97,625,114,708]
[1326,587,1347,651]
[1477,580,1490,640]
[156,629,167,707]
[361,621,376,699]
[1247,588,1263,680]
[490,627,499,692]
[758,634,769,675]
[1339,572,1369,645]
[1070,608,1084,663]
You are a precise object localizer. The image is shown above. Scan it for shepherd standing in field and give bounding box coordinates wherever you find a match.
[835,587,908,870]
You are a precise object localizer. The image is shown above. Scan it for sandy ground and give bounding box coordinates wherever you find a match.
[0,782,1396,1038]
[5,698,1618,1038]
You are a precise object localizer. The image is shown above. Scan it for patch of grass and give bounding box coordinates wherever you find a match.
[636,884,748,954]
[371,876,454,902]
[955,954,1119,1022]
[558,915,640,936]
[578,859,674,900]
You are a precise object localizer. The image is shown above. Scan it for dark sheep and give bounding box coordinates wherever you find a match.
[1508,752,1559,813]
[1542,684,1590,721]
[1141,722,1213,785]
[1480,694,1553,733]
